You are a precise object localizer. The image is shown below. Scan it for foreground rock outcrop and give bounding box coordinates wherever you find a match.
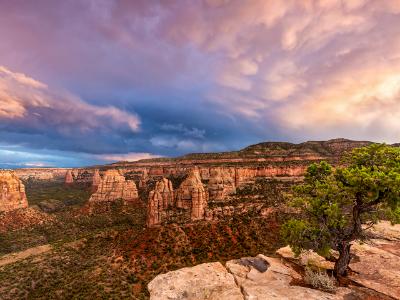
[0,170,28,212]
[148,221,400,300]
[276,221,400,300]
[89,170,138,203]
[148,255,351,300]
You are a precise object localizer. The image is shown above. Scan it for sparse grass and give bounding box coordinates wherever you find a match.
[24,180,91,209]
[304,266,336,292]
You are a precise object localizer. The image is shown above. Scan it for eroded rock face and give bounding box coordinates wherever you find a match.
[0,170,28,212]
[91,169,101,188]
[89,169,138,203]
[175,168,208,220]
[65,170,74,185]
[147,178,174,227]
[208,168,236,201]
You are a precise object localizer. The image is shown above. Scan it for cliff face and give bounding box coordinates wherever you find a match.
[15,168,67,181]
[208,168,236,201]
[89,170,138,203]
[0,170,28,212]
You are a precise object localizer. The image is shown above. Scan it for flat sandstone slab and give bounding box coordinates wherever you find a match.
[148,255,352,300]
[349,241,400,300]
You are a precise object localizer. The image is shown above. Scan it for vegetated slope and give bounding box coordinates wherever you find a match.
[0,178,293,299]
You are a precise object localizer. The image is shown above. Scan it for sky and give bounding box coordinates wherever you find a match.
[1,0,400,168]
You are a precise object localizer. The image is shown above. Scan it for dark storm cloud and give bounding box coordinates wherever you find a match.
[1,0,400,166]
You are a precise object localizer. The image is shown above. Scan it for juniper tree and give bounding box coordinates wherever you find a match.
[281,144,400,276]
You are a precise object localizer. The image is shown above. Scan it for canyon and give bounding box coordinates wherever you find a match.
[2,138,395,299]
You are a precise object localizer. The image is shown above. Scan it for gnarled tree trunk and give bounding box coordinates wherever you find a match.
[334,242,351,277]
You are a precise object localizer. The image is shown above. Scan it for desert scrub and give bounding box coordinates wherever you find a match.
[304,266,336,292]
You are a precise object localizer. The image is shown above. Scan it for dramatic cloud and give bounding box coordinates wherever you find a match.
[0,66,140,133]
[1,0,400,166]
[153,0,400,141]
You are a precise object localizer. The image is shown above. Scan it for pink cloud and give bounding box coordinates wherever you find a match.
[0,66,140,134]
[96,152,161,162]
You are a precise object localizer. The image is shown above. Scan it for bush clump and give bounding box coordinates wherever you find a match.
[304,266,336,292]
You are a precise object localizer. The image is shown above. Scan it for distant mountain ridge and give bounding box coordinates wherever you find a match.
[109,138,373,167]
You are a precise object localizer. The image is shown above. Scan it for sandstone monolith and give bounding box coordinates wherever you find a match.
[147,178,174,227]
[0,170,28,212]
[175,168,208,220]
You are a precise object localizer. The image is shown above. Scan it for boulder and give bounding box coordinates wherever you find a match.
[148,262,243,300]
[38,199,64,213]
[276,246,335,270]
[0,170,28,212]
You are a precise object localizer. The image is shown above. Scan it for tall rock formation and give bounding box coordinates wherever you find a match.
[91,169,101,190]
[0,170,28,212]
[139,169,149,188]
[175,168,208,220]
[89,169,138,203]
[208,168,236,201]
[147,178,174,227]
[64,169,74,185]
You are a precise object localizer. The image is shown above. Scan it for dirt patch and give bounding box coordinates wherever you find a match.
[0,244,52,267]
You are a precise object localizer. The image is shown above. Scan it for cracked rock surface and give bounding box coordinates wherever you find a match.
[148,254,351,300]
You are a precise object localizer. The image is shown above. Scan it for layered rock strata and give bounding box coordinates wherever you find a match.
[89,170,138,203]
[0,170,28,212]
[15,168,67,181]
